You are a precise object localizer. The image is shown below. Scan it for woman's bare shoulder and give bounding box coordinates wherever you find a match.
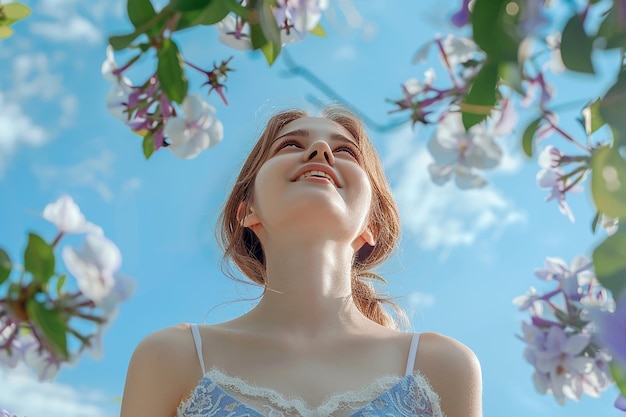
[120,324,201,417]
[415,332,482,417]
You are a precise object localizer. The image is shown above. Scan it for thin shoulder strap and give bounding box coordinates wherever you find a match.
[190,324,206,375]
[404,333,420,376]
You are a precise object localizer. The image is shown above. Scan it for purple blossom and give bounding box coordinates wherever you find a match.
[534,256,593,301]
[450,0,471,27]
[616,394,626,411]
[596,293,626,368]
[537,146,583,222]
[522,73,554,110]
[527,325,595,404]
[493,99,518,137]
[518,0,550,37]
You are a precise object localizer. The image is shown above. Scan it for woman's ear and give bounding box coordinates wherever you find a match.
[353,225,377,253]
[237,202,261,228]
[360,225,376,247]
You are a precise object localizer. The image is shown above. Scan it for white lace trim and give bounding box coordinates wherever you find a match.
[205,367,403,416]
[410,369,446,417]
[177,367,445,417]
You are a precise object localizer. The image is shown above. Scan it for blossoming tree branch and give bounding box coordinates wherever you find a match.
[0,196,134,381]
[389,0,626,409]
[2,0,626,413]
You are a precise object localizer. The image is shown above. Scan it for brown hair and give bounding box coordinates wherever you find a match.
[218,107,406,329]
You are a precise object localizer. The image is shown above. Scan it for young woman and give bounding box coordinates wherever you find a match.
[120,108,482,417]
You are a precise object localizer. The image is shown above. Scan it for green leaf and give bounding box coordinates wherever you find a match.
[170,0,212,12]
[260,40,280,66]
[142,131,155,159]
[591,211,601,234]
[309,23,326,37]
[157,38,188,104]
[521,116,542,158]
[250,19,268,49]
[24,233,55,285]
[176,0,230,30]
[499,62,523,94]
[0,248,11,285]
[591,146,626,219]
[0,26,13,39]
[256,0,282,65]
[593,228,626,298]
[127,0,157,29]
[1,3,31,24]
[26,299,69,360]
[600,70,626,143]
[250,20,281,65]
[611,362,626,397]
[560,14,595,74]
[109,31,140,50]
[471,0,519,62]
[224,0,248,18]
[582,98,605,135]
[56,274,66,297]
[461,62,499,129]
[597,6,626,50]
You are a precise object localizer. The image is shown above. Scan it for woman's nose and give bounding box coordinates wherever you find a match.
[304,141,335,165]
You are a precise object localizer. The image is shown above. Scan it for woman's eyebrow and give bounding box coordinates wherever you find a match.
[275,129,357,144]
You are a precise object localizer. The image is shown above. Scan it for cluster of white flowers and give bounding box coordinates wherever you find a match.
[217,0,329,49]
[0,196,134,380]
[102,47,224,159]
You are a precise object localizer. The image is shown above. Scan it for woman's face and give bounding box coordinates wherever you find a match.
[246,117,374,246]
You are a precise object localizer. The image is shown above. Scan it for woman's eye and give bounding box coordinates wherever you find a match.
[276,140,302,150]
[335,146,358,158]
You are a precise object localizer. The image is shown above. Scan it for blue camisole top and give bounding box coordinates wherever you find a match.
[176,324,445,417]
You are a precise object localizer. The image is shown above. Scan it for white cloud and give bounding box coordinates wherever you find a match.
[384,126,527,256]
[0,92,49,177]
[33,150,116,201]
[0,364,117,417]
[0,52,80,175]
[333,45,358,61]
[59,94,79,127]
[121,177,142,194]
[11,53,63,100]
[408,291,435,309]
[30,15,102,45]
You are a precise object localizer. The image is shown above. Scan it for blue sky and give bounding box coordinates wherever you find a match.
[0,0,624,416]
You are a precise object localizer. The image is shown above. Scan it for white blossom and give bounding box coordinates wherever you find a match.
[600,214,619,236]
[217,15,252,50]
[43,195,101,235]
[441,35,478,68]
[274,0,329,33]
[21,334,61,381]
[427,112,502,189]
[164,94,224,159]
[62,234,122,305]
[88,274,136,359]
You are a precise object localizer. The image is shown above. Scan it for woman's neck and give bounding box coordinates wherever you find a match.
[241,239,373,337]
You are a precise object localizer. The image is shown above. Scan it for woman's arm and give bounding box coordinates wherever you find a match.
[120,325,200,417]
[416,332,483,417]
